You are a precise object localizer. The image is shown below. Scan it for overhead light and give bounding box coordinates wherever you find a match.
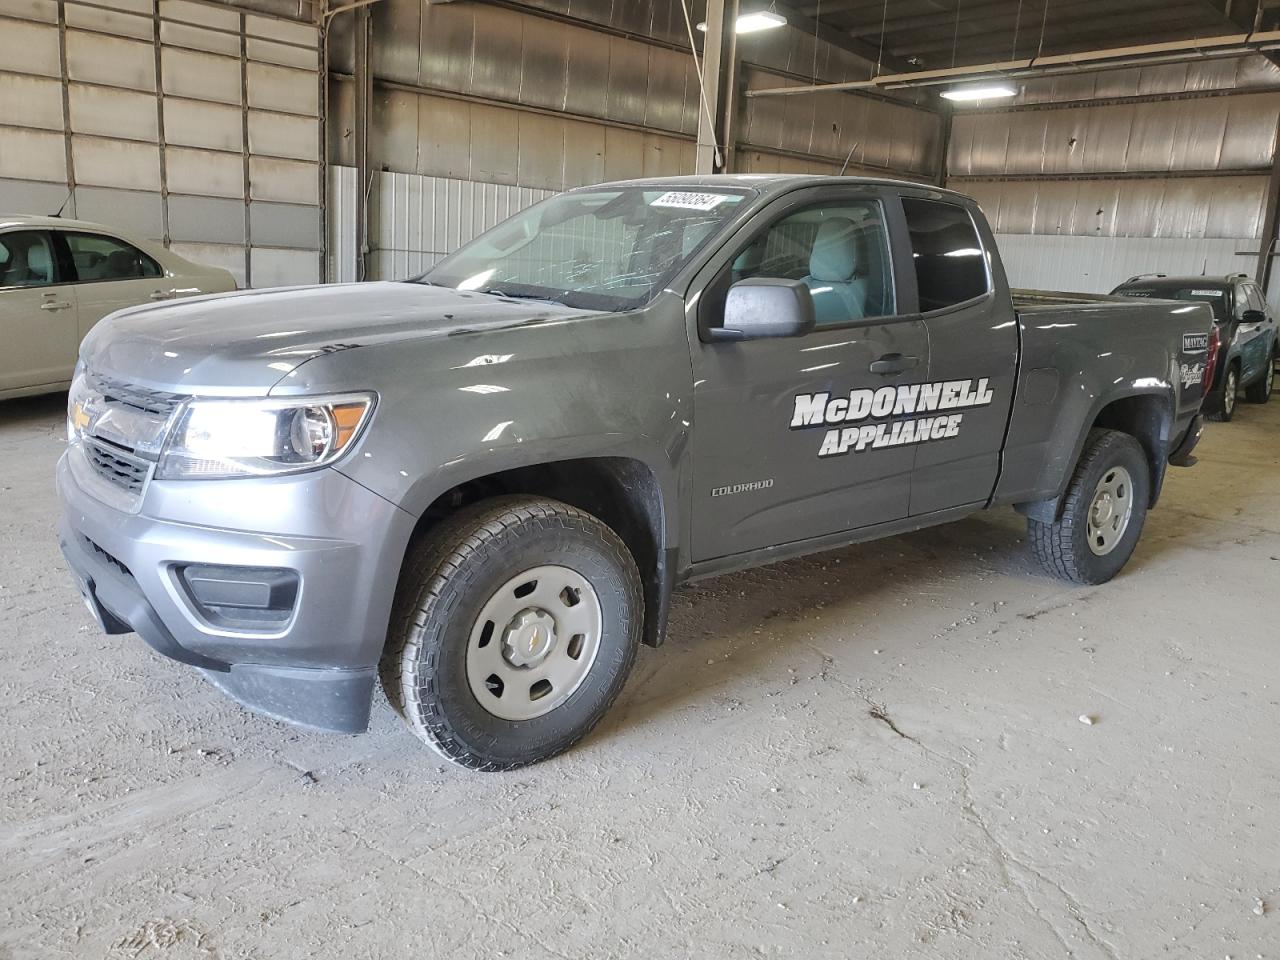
[940,83,1017,102]
[696,10,787,34]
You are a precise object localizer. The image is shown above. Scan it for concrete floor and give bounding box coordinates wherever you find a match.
[2,391,1278,960]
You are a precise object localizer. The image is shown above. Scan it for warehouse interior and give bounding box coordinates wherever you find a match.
[2,0,1280,957]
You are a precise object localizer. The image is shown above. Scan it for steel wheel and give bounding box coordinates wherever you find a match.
[465,564,603,721]
[1087,465,1134,556]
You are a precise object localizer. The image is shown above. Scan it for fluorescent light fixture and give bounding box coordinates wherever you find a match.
[940,83,1017,102]
[696,10,787,34]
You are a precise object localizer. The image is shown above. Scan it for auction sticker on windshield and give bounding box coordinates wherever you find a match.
[650,191,731,211]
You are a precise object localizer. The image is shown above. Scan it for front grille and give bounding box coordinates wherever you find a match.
[85,439,151,494]
[89,374,184,418]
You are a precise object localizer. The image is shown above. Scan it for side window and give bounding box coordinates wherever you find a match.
[63,232,162,282]
[1245,283,1267,314]
[728,200,896,327]
[901,197,990,312]
[1233,283,1251,318]
[0,231,57,288]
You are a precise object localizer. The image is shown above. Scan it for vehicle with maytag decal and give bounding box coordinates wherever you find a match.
[1111,273,1276,421]
[58,175,1211,770]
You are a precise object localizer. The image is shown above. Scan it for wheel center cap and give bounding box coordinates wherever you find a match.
[1093,493,1114,525]
[502,608,557,668]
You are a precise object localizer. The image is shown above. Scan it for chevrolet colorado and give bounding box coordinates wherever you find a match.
[59,175,1211,769]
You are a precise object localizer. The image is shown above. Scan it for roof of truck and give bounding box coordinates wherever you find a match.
[576,173,970,200]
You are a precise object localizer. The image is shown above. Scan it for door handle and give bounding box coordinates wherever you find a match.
[869,353,920,375]
[40,301,72,312]
[150,290,175,301]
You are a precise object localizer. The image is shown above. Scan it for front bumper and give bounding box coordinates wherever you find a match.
[57,446,415,733]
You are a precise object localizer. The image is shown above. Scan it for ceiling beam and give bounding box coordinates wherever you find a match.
[1201,0,1280,64]
[905,13,1224,58]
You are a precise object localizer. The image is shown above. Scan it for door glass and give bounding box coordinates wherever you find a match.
[64,233,162,282]
[730,200,895,326]
[1246,284,1267,313]
[901,198,989,311]
[0,232,57,288]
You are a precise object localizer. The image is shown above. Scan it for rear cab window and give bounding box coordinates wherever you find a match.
[901,197,990,312]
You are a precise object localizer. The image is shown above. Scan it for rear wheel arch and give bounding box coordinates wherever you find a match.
[1016,390,1172,523]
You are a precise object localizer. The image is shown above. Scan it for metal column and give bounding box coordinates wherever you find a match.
[1256,137,1280,291]
[353,3,373,281]
[694,0,739,175]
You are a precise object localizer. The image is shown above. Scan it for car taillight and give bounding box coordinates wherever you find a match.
[1202,325,1221,399]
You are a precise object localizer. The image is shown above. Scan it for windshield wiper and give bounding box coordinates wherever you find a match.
[482,289,567,306]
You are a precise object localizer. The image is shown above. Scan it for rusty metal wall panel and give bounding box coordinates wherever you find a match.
[956,92,1280,177]
[955,176,1267,240]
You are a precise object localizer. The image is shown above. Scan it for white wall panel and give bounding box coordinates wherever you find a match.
[169,241,246,288]
[249,156,318,204]
[68,84,159,141]
[0,73,63,130]
[0,127,66,181]
[166,146,243,198]
[994,234,1255,295]
[65,31,156,91]
[0,17,61,76]
[161,48,241,104]
[250,247,320,287]
[162,98,243,152]
[71,136,161,190]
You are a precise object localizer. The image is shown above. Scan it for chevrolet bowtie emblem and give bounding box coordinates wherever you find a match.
[72,402,91,432]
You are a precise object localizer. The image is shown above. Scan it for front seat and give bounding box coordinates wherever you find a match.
[24,240,54,285]
[803,217,867,325]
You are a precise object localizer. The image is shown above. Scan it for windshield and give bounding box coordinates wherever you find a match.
[417,187,749,311]
[1112,283,1229,321]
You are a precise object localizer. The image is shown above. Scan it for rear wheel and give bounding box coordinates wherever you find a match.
[381,496,642,770]
[1207,364,1238,421]
[1028,429,1150,585]
[1245,353,1274,403]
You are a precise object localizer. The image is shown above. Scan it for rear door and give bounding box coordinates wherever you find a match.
[0,229,80,393]
[687,184,929,562]
[897,194,1019,515]
[56,231,174,343]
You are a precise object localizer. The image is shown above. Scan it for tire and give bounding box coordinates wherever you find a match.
[1206,363,1238,422]
[1028,429,1151,585]
[1245,352,1275,403]
[381,496,643,771]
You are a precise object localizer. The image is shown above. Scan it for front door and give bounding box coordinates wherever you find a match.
[688,187,929,562]
[0,229,79,393]
[55,231,174,345]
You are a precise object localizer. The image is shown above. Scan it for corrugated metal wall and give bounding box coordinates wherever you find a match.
[949,55,1280,298]
[0,0,322,287]
[326,0,945,278]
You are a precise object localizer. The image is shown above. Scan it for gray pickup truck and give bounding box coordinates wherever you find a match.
[59,175,1210,770]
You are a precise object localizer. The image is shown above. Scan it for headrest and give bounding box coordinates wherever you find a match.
[808,217,859,283]
[25,242,52,282]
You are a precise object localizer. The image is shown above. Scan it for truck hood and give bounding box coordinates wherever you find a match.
[82,281,592,394]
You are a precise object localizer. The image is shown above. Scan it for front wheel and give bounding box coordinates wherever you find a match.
[382,496,642,770]
[1245,353,1275,403]
[1028,429,1151,585]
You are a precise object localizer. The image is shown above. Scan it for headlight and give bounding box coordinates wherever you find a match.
[156,393,375,480]
[67,362,88,444]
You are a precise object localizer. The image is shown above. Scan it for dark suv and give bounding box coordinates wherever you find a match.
[1111,274,1277,421]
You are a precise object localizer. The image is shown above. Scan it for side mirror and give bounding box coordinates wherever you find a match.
[1242,308,1267,324]
[710,278,816,342]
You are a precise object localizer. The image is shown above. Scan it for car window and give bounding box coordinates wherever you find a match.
[729,200,896,326]
[1245,283,1267,314]
[0,231,57,288]
[1112,284,1230,320]
[63,232,162,282]
[901,197,990,312]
